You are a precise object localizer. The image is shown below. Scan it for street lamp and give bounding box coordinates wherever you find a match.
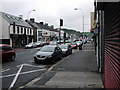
[27,9,35,20]
[74,8,84,39]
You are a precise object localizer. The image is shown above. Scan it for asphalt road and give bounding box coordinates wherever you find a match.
[1,46,77,89]
[1,47,48,89]
[52,43,97,72]
[20,42,100,89]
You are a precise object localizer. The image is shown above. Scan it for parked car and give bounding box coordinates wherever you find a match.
[76,41,83,50]
[36,41,44,47]
[70,42,77,49]
[82,39,87,44]
[25,42,37,48]
[49,41,58,45]
[0,44,16,61]
[34,45,62,63]
[59,44,72,56]
[76,41,83,46]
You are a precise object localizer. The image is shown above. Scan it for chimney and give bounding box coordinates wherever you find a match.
[40,22,44,25]
[30,18,35,22]
[51,25,54,28]
[19,15,23,19]
[45,23,48,26]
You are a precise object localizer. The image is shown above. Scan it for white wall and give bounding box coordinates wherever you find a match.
[0,15,2,39]
[42,29,50,36]
[0,15,10,39]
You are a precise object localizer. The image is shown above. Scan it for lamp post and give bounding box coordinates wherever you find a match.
[27,9,35,20]
[74,8,84,40]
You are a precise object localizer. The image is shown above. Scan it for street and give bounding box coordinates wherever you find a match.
[1,45,78,89]
[22,42,103,89]
[1,42,103,89]
[1,47,47,88]
[1,1,119,89]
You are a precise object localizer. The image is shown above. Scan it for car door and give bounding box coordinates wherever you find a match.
[2,46,14,61]
[68,45,72,54]
[54,47,60,59]
[57,47,62,58]
[2,46,10,61]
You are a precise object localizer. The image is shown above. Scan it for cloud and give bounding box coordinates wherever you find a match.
[1,0,94,32]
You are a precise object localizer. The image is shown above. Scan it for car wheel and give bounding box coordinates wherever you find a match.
[52,58,56,64]
[11,55,15,61]
[59,54,62,60]
[34,60,38,63]
[71,51,72,54]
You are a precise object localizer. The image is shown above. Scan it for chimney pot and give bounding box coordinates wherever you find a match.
[19,15,23,19]
[30,18,35,22]
[40,22,44,25]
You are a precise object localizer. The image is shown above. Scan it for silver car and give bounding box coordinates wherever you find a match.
[25,42,37,48]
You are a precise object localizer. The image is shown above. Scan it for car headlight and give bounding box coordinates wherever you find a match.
[47,55,52,58]
[62,51,66,53]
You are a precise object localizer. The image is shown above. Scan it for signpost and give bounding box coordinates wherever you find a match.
[90,28,94,33]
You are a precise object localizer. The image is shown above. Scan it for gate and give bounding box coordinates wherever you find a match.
[104,2,120,88]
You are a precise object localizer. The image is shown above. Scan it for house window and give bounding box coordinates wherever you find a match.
[27,28,29,34]
[30,29,32,35]
[38,31,42,36]
[24,28,26,34]
[17,27,19,34]
[21,27,23,34]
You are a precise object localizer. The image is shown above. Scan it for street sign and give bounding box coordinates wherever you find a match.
[90,28,94,33]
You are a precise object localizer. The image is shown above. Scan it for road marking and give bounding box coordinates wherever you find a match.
[1,69,10,73]
[16,64,46,68]
[0,68,46,78]
[9,64,23,89]
[25,70,49,86]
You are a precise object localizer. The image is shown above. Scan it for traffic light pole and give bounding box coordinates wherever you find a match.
[59,26,61,43]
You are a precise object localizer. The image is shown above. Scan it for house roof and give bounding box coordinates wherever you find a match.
[26,20,58,32]
[0,12,32,28]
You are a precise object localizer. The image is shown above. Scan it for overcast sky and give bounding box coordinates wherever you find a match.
[0,0,94,32]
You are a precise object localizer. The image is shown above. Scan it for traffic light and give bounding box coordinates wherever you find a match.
[60,19,63,26]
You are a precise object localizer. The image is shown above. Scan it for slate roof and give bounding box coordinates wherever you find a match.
[26,20,58,32]
[0,12,32,28]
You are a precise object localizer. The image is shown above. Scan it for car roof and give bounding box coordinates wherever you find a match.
[59,44,68,46]
[45,45,57,47]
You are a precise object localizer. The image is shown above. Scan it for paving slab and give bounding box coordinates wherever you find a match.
[45,71,103,88]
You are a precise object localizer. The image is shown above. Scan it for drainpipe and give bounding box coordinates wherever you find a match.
[8,24,11,45]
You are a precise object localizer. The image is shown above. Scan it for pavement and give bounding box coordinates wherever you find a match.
[19,42,104,89]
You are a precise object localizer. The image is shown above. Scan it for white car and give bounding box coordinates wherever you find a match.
[36,41,44,46]
[25,42,37,48]
[76,41,83,46]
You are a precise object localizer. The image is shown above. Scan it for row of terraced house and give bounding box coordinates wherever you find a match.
[0,12,69,48]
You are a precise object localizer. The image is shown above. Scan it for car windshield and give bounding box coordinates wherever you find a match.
[37,41,42,43]
[0,47,2,50]
[59,45,67,49]
[29,43,33,45]
[0,47,2,52]
[71,43,76,45]
[50,41,57,45]
[40,46,55,52]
